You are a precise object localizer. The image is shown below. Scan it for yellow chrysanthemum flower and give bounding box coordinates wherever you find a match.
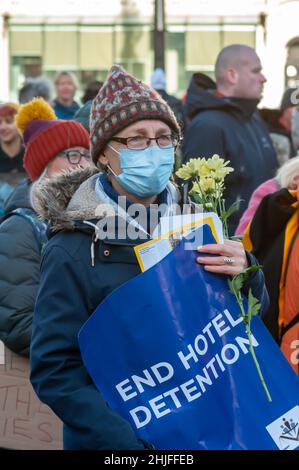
[176,158,204,180]
[199,176,216,195]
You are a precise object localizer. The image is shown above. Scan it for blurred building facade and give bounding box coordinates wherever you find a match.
[0,0,299,106]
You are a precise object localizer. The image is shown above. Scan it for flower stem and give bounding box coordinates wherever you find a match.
[230,285,272,402]
[244,324,272,402]
[220,197,229,239]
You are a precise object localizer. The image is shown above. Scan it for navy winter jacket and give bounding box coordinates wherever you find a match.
[30,168,269,450]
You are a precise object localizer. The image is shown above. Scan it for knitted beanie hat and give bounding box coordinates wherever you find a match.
[16,98,89,181]
[90,64,180,165]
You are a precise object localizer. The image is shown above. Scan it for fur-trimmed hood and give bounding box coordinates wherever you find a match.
[34,167,105,232]
[34,166,180,234]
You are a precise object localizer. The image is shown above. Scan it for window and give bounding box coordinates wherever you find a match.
[115,26,153,81]
[166,31,185,96]
[80,29,113,70]
[44,27,78,69]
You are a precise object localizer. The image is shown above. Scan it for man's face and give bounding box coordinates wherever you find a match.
[56,75,76,101]
[0,115,19,144]
[234,52,266,99]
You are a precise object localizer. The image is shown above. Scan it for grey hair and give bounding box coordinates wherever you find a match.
[276,155,299,188]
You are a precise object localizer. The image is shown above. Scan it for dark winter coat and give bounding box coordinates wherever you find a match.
[182,87,278,234]
[242,188,299,374]
[73,100,92,132]
[30,167,269,450]
[156,89,183,128]
[0,180,45,356]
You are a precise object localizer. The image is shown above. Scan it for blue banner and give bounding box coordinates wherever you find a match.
[79,225,299,450]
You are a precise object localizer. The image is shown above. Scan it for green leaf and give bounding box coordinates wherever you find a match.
[229,273,245,292]
[220,209,227,220]
[229,235,243,242]
[221,200,241,221]
[244,265,263,273]
[241,265,263,284]
[229,266,263,297]
[231,265,263,289]
[228,278,234,293]
[190,193,203,205]
[247,288,261,318]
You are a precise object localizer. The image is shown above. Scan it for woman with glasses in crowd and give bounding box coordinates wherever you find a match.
[30,66,268,450]
[0,98,90,357]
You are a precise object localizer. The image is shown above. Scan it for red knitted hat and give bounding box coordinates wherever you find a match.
[90,64,180,165]
[16,98,89,181]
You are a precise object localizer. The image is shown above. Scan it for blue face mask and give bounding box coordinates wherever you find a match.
[108,145,174,198]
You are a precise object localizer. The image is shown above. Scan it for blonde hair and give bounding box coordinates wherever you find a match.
[276,155,299,188]
[54,71,79,89]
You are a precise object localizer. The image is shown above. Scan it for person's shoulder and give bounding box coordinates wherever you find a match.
[1,211,33,234]
[191,107,234,124]
[188,109,230,132]
[0,212,40,256]
[252,178,279,199]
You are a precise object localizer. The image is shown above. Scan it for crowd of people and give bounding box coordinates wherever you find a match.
[0,43,298,449]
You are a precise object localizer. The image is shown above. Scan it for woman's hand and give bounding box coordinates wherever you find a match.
[196,239,248,276]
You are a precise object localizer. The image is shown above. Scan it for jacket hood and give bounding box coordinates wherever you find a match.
[73,100,92,133]
[34,166,101,232]
[4,179,31,213]
[184,73,259,119]
[184,73,215,118]
[35,167,180,234]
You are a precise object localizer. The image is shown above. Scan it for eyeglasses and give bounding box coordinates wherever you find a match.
[110,134,181,150]
[60,150,90,164]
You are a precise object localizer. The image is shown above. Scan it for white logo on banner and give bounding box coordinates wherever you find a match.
[266,405,299,450]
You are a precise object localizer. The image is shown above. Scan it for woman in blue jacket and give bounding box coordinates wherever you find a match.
[30,65,268,450]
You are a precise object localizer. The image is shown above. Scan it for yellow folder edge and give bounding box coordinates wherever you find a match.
[134,216,220,272]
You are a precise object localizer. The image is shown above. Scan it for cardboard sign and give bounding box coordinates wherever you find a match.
[0,345,62,450]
